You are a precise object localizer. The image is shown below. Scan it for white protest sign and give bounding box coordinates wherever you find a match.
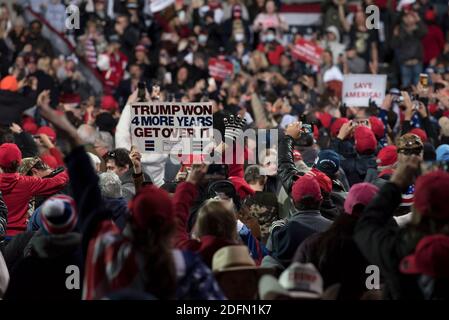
[150,0,175,13]
[342,74,387,107]
[130,102,214,155]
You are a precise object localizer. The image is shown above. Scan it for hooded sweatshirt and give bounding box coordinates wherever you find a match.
[323,26,346,64]
[0,171,69,236]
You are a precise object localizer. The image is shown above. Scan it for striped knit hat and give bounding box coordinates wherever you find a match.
[41,195,78,234]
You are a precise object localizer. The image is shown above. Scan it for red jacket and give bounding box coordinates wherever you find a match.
[173,181,235,267]
[0,171,69,236]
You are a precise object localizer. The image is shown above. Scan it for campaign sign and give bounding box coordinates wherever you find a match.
[290,38,323,66]
[130,102,214,154]
[208,58,234,81]
[342,74,387,107]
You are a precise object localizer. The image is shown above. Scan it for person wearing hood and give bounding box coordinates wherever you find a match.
[322,26,346,65]
[0,142,69,238]
[3,195,82,300]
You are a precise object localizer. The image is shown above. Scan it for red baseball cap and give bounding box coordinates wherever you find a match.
[316,112,332,129]
[291,174,323,204]
[310,168,332,193]
[410,128,428,143]
[23,121,38,135]
[344,182,379,215]
[400,234,449,278]
[37,126,57,141]
[414,171,449,219]
[0,143,22,168]
[369,116,385,140]
[128,185,174,230]
[377,145,398,168]
[330,118,349,137]
[354,126,377,154]
[101,95,119,111]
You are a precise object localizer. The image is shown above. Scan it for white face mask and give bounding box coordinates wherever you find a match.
[266,33,275,42]
[198,34,208,44]
[235,33,244,42]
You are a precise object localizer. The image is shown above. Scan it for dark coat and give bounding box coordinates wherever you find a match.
[354,182,425,299]
[4,231,83,300]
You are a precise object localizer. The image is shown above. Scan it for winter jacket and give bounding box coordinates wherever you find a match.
[278,135,303,194]
[267,210,332,267]
[340,154,378,187]
[173,181,266,266]
[354,182,425,299]
[322,26,346,64]
[391,21,428,63]
[103,197,129,230]
[0,171,69,236]
[3,231,83,300]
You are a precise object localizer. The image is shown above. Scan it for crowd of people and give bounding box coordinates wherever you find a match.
[0,0,449,300]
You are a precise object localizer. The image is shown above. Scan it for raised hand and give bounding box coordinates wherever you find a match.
[224,115,247,142]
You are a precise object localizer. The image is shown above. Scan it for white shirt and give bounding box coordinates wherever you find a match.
[115,104,168,186]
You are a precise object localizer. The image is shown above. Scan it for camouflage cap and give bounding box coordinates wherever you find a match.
[18,157,40,175]
[397,133,424,154]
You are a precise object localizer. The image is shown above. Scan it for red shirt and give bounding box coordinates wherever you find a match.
[0,171,69,236]
[257,43,285,66]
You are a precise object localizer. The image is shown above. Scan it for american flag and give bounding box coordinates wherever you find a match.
[401,184,415,207]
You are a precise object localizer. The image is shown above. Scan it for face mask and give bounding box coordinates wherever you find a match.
[235,33,244,42]
[198,34,208,44]
[266,33,275,42]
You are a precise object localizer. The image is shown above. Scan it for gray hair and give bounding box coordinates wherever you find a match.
[95,131,115,151]
[77,124,100,145]
[99,172,122,199]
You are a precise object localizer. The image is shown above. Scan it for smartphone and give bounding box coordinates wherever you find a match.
[419,73,429,89]
[151,84,160,100]
[43,167,65,179]
[137,82,146,102]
